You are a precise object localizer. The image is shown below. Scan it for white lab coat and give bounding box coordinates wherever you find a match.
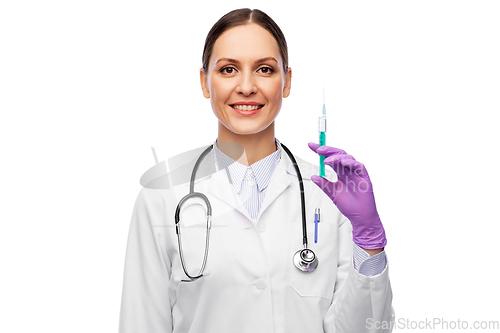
[119,147,394,333]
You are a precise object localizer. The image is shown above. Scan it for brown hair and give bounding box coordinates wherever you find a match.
[202,8,289,74]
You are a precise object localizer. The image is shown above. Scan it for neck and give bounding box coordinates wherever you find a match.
[216,122,277,166]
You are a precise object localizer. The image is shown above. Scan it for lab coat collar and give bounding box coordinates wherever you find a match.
[213,138,282,194]
[208,145,313,222]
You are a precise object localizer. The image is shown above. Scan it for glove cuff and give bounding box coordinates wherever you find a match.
[352,223,387,249]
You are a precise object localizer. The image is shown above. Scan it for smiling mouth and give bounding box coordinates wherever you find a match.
[230,104,264,111]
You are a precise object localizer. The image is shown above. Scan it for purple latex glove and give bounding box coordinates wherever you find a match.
[308,142,387,250]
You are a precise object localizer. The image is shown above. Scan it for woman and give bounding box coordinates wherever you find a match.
[119,8,393,333]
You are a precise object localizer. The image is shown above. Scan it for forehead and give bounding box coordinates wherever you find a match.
[210,23,282,66]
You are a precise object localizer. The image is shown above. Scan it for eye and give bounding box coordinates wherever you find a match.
[258,66,274,74]
[220,66,236,74]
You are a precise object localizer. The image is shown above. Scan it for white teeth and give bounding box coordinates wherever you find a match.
[232,105,262,111]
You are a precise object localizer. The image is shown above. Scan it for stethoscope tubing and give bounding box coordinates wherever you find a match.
[175,143,317,281]
[280,143,308,248]
[175,145,214,281]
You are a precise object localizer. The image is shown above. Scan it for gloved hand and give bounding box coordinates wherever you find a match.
[308,142,387,250]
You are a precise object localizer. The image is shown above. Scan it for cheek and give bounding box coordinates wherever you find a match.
[261,79,284,101]
[209,77,231,99]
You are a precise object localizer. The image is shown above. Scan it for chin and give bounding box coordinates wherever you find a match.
[228,123,267,136]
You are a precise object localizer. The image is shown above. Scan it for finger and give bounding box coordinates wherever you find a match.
[324,154,356,170]
[308,142,320,152]
[333,158,368,177]
[308,142,347,157]
[324,155,368,179]
[316,145,347,157]
[324,156,372,191]
[340,159,368,177]
[311,175,336,198]
[325,154,362,166]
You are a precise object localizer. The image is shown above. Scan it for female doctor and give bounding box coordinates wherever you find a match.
[119,8,393,333]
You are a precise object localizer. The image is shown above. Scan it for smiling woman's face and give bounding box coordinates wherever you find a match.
[200,23,291,137]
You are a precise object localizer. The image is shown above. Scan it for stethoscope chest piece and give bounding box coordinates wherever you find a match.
[293,248,318,272]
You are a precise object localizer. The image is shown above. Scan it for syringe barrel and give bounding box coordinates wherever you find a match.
[318,116,327,132]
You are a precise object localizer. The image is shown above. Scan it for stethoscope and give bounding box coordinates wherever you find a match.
[174,143,318,282]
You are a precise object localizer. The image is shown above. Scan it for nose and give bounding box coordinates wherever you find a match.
[235,71,257,96]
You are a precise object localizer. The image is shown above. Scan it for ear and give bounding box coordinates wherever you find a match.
[200,68,210,99]
[283,67,292,98]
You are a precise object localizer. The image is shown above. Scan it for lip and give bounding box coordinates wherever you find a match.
[230,101,263,106]
[229,102,264,116]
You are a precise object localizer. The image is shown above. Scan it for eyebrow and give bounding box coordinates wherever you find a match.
[215,57,278,65]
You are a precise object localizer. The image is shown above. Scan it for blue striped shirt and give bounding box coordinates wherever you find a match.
[213,138,387,276]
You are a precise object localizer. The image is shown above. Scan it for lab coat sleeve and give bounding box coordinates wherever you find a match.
[119,188,173,333]
[353,243,387,276]
[323,214,394,333]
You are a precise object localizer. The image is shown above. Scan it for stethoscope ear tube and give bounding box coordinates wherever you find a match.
[175,145,214,282]
[175,217,211,282]
[175,186,213,282]
[175,192,212,230]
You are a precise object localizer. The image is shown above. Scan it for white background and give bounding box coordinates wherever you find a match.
[1,0,499,332]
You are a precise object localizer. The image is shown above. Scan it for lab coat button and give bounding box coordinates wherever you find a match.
[255,280,267,290]
[257,223,267,232]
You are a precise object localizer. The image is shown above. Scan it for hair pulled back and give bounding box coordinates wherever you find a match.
[202,8,288,74]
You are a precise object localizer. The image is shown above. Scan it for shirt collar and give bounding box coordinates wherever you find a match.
[213,138,282,194]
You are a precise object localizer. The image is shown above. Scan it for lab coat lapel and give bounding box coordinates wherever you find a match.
[256,149,294,221]
[207,167,254,221]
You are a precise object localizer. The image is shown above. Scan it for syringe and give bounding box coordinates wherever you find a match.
[319,88,327,177]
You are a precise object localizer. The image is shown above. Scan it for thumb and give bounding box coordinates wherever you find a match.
[308,142,320,153]
[311,175,335,199]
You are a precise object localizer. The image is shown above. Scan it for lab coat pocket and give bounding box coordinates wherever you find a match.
[289,222,336,300]
[172,212,237,325]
